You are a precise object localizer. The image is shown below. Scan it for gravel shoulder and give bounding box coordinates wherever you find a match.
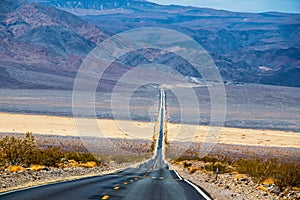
[170,163,300,200]
[0,162,137,194]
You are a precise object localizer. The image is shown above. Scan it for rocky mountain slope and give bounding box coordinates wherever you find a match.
[33,0,300,87]
[0,0,108,89]
[1,0,300,88]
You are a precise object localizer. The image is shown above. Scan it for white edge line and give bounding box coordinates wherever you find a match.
[173,170,211,200]
[173,170,183,180]
[184,179,212,200]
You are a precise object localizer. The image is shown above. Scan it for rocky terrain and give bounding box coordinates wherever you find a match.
[0,132,151,193]
[0,0,108,89]
[0,0,299,89]
[31,0,300,87]
[166,140,300,199]
[0,163,133,193]
[171,162,300,200]
[0,132,299,198]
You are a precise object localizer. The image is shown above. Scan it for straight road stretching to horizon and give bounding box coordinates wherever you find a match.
[0,89,212,200]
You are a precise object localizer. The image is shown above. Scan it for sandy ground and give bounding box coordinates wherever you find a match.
[0,112,300,148]
[167,123,300,148]
[0,112,155,140]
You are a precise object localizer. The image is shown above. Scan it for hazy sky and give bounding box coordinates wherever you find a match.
[149,0,300,13]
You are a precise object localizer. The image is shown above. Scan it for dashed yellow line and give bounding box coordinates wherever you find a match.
[101,195,109,200]
[106,177,141,198]
[144,171,151,177]
[153,159,158,169]
[114,186,120,190]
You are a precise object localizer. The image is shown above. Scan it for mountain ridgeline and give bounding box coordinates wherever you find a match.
[1,0,300,89]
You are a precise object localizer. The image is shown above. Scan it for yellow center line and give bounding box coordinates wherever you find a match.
[153,159,158,169]
[143,170,151,177]
[135,177,138,180]
[123,182,128,185]
[101,195,109,200]
[130,180,134,182]
[114,186,120,190]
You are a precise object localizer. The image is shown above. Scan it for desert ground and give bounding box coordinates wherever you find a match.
[1,112,299,148]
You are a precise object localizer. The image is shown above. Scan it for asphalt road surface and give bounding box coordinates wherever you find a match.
[0,89,212,200]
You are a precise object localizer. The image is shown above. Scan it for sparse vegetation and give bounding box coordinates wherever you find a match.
[172,154,300,189]
[204,161,227,174]
[0,133,151,173]
[235,158,300,188]
[30,164,46,171]
[0,132,100,169]
[0,132,154,193]
[7,165,26,173]
[0,132,36,167]
[78,161,97,168]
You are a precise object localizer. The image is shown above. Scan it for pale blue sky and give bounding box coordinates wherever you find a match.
[149,0,300,13]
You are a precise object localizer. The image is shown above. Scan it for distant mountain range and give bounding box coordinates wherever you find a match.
[1,0,299,89]
[0,0,108,89]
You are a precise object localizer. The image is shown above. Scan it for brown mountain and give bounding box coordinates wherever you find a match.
[1,0,300,88]
[37,0,300,87]
[0,0,108,89]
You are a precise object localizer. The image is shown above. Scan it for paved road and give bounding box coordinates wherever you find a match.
[0,89,212,200]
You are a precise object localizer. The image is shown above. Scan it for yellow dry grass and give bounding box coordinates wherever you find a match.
[58,161,96,168]
[68,160,79,167]
[234,173,248,180]
[30,164,45,171]
[225,165,236,173]
[230,171,240,175]
[8,165,26,173]
[257,185,268,192]
[292,187,300,191]
[262,177,275,185]
[58,163,68,169]
[189,166,202,174]
[78,161,97,168]
[174,161,185,168]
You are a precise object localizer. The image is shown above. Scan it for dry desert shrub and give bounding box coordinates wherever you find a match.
[235,158,300,188]
[78,161,97,168]
[234,173,249,180]
[67,160,79,167]
[0,133,99,169]
[0,132,36,166]
[257,185,268,192]
[172,153,300,189]
[8,165,26,173]
[30,164,46,171]
[262,177,275,185]
[0,133,150,172]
